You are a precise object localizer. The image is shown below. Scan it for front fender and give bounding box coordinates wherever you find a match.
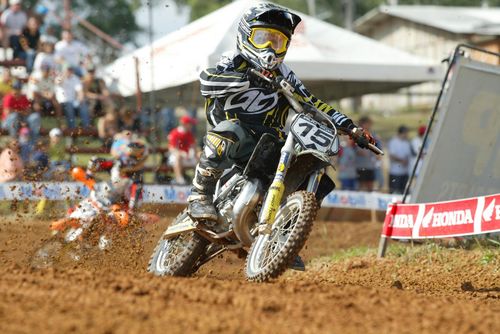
[282,151,332,199]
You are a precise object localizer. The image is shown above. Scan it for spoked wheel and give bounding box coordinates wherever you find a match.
[246,191,318,282]
[148,210,208,276]
[31,238,64,269]
[30,237,82,269]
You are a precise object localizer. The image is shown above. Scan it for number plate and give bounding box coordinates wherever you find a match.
[290,114,338,154]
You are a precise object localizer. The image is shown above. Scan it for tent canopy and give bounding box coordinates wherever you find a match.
[105,0,442,106]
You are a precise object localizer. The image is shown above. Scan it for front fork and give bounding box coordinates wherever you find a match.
[258,134,295,234]
[258,136,325,234]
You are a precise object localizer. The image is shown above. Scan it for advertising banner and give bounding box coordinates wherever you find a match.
[0,182,399,211]
[382,193,500,239]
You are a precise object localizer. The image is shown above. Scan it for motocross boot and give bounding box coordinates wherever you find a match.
[290,255,306,271]
[187,165,222,221]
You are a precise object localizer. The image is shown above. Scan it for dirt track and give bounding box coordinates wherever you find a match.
[0,215,499,334]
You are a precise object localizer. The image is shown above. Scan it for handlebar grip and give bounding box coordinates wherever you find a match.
[368,143,384,156]
[338,127,384,156]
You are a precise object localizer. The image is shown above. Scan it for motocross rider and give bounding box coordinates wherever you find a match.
[86,140,148,214]
[188,3,375,220]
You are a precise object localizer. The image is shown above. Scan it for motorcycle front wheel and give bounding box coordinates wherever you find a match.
[148,209,208,276]
[246,191,318,282]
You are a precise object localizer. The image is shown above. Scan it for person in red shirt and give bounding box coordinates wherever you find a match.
[167,115,198,184]
[1,79,41,140]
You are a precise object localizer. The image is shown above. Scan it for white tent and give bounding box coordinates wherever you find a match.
[105,0,442,105]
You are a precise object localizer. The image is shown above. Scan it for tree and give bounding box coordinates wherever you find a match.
[24,0,141,43]
[72,0,141,43]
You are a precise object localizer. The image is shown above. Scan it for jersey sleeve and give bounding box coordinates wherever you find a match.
[285,69,356,130]
[199,52,250,98]
[199,68,250,98]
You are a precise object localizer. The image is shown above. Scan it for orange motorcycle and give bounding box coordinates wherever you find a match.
[31,167,159,268]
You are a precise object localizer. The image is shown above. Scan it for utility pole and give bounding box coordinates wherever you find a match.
[343,0,354,31]
[63,0,72,30]
[306,0,316,17]
[148,1,156,114]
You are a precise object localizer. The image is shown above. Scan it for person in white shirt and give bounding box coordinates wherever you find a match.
[409,125,427,177]
[55,65,89,129]
[387,125,412,194]
[28,63,61,118]
[0,0,27,54]
[54,30,89,77]
[32,34,57,74]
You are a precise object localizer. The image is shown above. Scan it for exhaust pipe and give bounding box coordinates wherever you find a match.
[232,179,263,247]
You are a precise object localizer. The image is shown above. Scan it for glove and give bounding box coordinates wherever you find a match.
[247,68,281,91]
[351,127,376,149]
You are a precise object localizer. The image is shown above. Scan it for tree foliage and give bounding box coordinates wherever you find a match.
[73,0,141,43]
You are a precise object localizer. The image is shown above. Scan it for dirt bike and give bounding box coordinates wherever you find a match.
[31,167,159,268]
[148,69,383,282]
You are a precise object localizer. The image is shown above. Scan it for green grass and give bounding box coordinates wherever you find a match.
[312,239,500,268]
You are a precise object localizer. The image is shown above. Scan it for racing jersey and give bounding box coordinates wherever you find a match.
[89,157,143,211]
[200,52,355,139]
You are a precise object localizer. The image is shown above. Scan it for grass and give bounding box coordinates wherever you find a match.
[312,239,500,269]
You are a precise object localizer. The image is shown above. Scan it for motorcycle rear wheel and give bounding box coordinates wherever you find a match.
[246,191,318,282]
[148,210,208,276]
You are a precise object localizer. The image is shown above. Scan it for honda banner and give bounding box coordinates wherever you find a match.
[382,193,500,239]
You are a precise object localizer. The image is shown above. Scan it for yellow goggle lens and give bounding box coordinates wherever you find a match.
[249,27,289,54]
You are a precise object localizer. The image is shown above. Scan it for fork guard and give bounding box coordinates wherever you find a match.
[282,150,332,200]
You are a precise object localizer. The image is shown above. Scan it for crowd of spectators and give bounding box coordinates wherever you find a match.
[0,1,428,193]
[337,116,427,194]
[0,1,149,183]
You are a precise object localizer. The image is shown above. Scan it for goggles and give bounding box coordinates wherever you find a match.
[249,27,289,54]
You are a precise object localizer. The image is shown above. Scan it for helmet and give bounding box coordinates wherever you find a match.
[126,141,148,161]
[237,3,301,70]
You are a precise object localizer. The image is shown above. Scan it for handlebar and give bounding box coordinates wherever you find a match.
[337,127,384,155]
[248,69,384,156]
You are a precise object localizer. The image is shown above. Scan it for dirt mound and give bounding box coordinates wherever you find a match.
[0,217,499,333]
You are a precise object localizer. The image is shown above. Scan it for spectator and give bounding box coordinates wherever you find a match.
[388,125,412,194]
[18,122,30,162]
[97,107,118,147]
[410,125,427,177]
[25,138,49,181]
[159,106,176,138]
[18,16,41,73]
[36,130,69,215]
[81,64,109,119]
[337,138,357,191]
[167,115,198,185]
[0,138,23,182]
[118,106,140,132]
[47,127,70,180]
[354,116,379,191]
[32,34,57,74]
[54,30,89,77]
[0,0,27,58]
[0,0,8,12]
[55,65,89,129]
[0,68,13,97]
[28,63,60,117]
[2,79,40,141]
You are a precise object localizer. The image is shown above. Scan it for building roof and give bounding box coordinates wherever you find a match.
[355,5,500,36]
